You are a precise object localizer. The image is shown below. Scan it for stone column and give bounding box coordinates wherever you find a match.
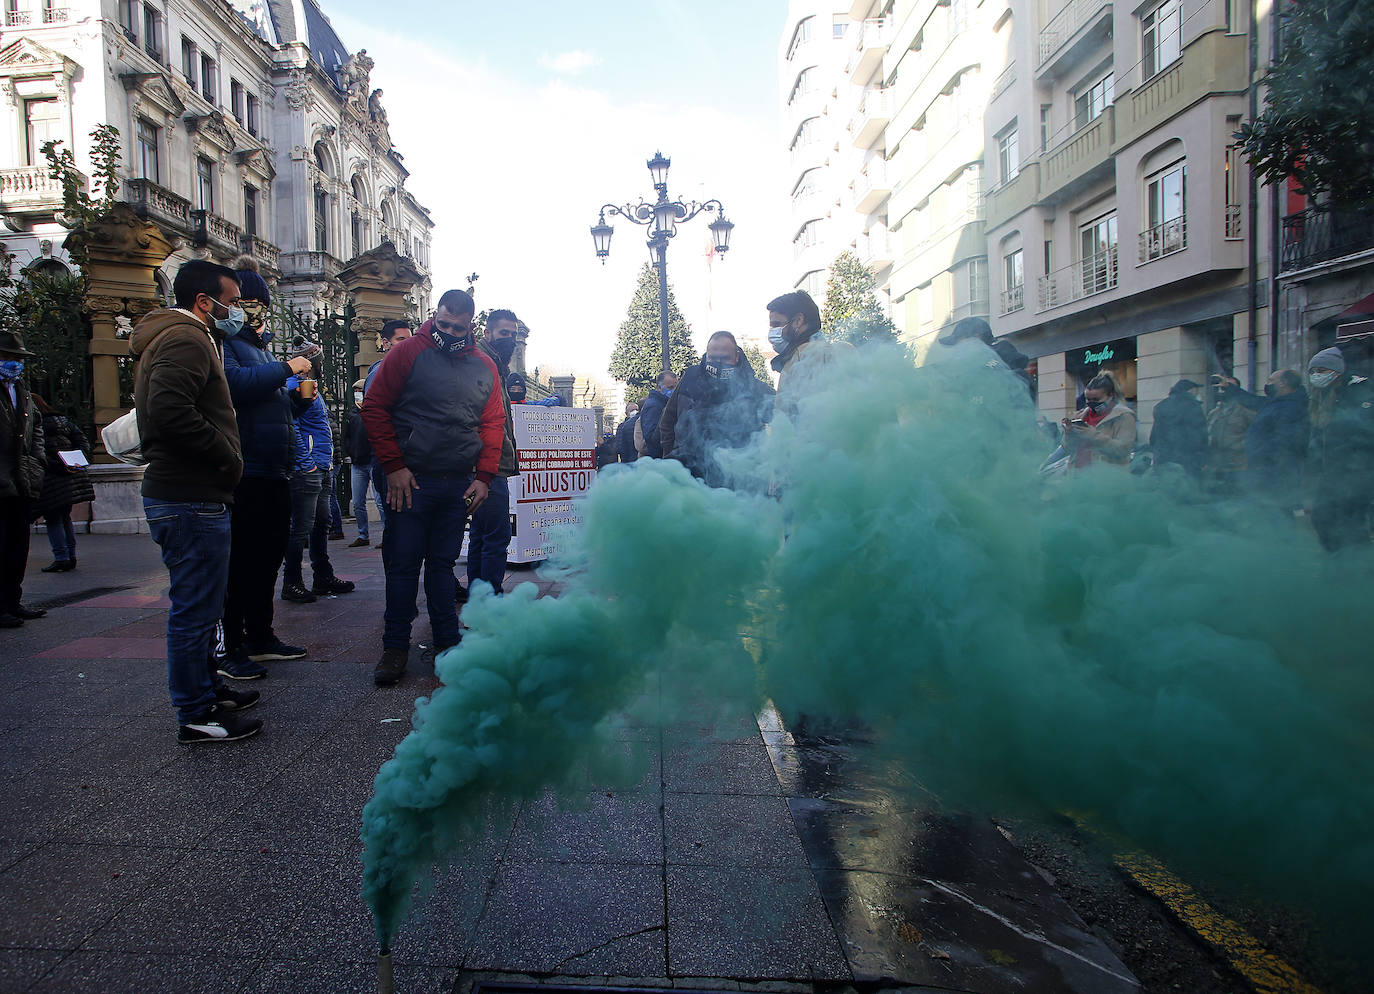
[336,241,422,381]
[66,204,175,452]
[592,405,604,436]
[64,205,175,532]
[549,375,575,407]
[1137,326,1208,440]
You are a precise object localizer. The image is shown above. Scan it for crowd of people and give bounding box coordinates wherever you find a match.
[1,265,1371,743]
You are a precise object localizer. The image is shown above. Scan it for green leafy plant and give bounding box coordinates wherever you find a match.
[40,123,124,270]
[821,250,896,346]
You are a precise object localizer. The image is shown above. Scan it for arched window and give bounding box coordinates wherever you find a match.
[313,142,334,177]
[380,200,395,243]
[351,175,365,204]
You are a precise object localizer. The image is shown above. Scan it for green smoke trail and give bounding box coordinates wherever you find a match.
[362,341,1374,948]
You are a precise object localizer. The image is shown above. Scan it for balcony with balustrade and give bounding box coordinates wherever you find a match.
[983,161,1040,232]
[1000,284,1025,315]
[1039,106,1114,205]
[1113,30,1248,151]
[191,209,242,257]
[849,88,891,150]
[1037,0,1112,79]
[846,17,893,80]
[0,166,79,218]
[239,233,281,272]
[124,178,194,238]
[857,225,894,271]
[1038,245,1118,310]
[1280,206,1374,275]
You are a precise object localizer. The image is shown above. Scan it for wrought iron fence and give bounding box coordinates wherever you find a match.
[264,298,359,513]
[5,267,94,442]
[1280,206,1374,273]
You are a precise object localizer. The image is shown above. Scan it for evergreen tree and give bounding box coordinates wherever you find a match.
[608,264,696,389]
[741,341,772,382]
[1237,0,1374,206]
[821,250,896,346]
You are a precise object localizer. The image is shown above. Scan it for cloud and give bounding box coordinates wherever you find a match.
[537,49,602,75]
[325,14,794,379]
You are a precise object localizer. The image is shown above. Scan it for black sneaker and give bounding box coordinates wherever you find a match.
[217,650,268,681]
[374,647,408,687]
[312,576,355,596]
[178,705,263,744]
[455,582,469,605]
[245,637,307,662]
[281,582,317,603]
[215,685,260,711]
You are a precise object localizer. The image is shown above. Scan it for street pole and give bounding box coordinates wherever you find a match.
[654,238,671,373]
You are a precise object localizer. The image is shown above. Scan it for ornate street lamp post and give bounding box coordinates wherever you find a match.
[590,152,735,373]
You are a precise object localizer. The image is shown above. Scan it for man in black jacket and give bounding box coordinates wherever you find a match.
[637,370,678,458]
[0,328,45,628]
[660,332,773,488]
[345,377,378,547]
[1149,379,1206,478]
[615,403,639,463]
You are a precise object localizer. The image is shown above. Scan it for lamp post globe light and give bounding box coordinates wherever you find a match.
[590,152,734,374]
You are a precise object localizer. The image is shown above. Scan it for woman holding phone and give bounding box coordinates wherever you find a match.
[1064,370,1137,470]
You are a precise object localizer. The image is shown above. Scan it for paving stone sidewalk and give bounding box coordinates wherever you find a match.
[0,534,1137,994]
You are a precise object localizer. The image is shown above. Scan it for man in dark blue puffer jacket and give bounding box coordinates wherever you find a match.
[219,259,313,678]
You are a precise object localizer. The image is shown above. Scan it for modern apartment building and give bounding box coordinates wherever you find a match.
[779,0,866,306]
[982,0,1270,435]
[0,0,432,314]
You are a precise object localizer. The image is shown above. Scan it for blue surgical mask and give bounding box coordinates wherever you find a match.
[0,359,24,380]
[212,301,245,337]
[768,326,788,352]
[1309,370,1338,390]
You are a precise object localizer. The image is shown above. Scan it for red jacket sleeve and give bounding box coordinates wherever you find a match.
[474,350,505,484]
[361,333,423,474]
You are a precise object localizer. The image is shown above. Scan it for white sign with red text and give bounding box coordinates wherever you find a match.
[509,405,597,563]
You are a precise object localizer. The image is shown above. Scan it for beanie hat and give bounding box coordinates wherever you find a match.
[234,256,271,305]
[289,336,323,362]
[1308,346,1345,373]
[1171,378,1202,394]
[507,371,526,390]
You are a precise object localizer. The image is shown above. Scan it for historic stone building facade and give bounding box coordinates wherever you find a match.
[0,0,432,315]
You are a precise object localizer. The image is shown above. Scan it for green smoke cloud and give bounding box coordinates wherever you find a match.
[362,342,1374,948]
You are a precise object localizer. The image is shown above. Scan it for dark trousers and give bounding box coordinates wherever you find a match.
[382,473,470,650]
[285,468,334,584]
[0,495,31,612]
[466,475,510,594]
[222,476,290,652]
[371,462,388,535]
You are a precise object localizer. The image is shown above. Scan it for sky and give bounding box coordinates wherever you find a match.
[322,0,796,381]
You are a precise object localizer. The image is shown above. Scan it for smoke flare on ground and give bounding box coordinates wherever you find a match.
[362,342,1374,947]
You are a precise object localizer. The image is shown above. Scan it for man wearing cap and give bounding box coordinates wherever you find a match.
[220,258,314,678]
[1149,379,1207,479]
[282,337,354,602]
[1307,346,1374,551]
[0,327,46,628]
[361,289,506,686]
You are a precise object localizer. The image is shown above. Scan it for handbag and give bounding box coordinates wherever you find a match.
[101,409,147,466]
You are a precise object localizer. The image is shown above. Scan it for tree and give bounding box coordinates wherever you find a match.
[741,341,772,382]
[1237,0,1374,207]
[40,124,122,270]
[821,250,896,346]
[607,263,696,389]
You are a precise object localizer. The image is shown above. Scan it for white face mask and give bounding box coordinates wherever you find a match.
[1309,370,1339,390]
[353,392,365,405]
[768,326,788,351]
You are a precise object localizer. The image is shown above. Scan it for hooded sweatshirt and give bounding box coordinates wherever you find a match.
[131,308,243,503]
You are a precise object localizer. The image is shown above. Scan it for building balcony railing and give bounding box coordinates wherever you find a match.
[239,233,280,271]
[858,226,894,270]
[125,178,193,236]
[1138,214,1187,264]
[1225,203,1242,240]
[42,7,69,23]
[846,17,893,78]
[5,10,30,26]
[0,165,77,214]
[1040,105,1113,203]
[281,249,345,280]
[1280,206,1374,274]
[1000,284,1025,315]
[848,87,891,149]
[190,209,242,256]
[991,62,1016,100]
[983,161,1040,231]
[1114,30,1248,149]
[852,158,891,213]
[1038,0,1112,73]
[1038,245,1118,310]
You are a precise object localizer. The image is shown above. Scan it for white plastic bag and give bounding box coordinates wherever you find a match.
[101,409,147,466]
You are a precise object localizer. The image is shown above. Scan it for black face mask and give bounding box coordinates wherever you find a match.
[1264,383,1278,398]
[702,359,737,380]
[1086,399,1109,414]
[508,390,525,403]
[489,336,516,365]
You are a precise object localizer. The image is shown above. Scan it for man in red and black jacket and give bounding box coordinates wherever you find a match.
[360,289,505,686]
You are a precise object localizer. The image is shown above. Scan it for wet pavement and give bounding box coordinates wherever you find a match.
[1,533,1139,993]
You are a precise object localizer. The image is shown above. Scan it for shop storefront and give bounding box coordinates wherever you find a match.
[1065,337,1138,404]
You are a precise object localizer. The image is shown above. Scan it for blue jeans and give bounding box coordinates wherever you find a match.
[382,473,470,650]
[44,509,76,561]
[351,463,379,541]
[144,499,229,724]
[285,468,334,584]
[466,475,510,594]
